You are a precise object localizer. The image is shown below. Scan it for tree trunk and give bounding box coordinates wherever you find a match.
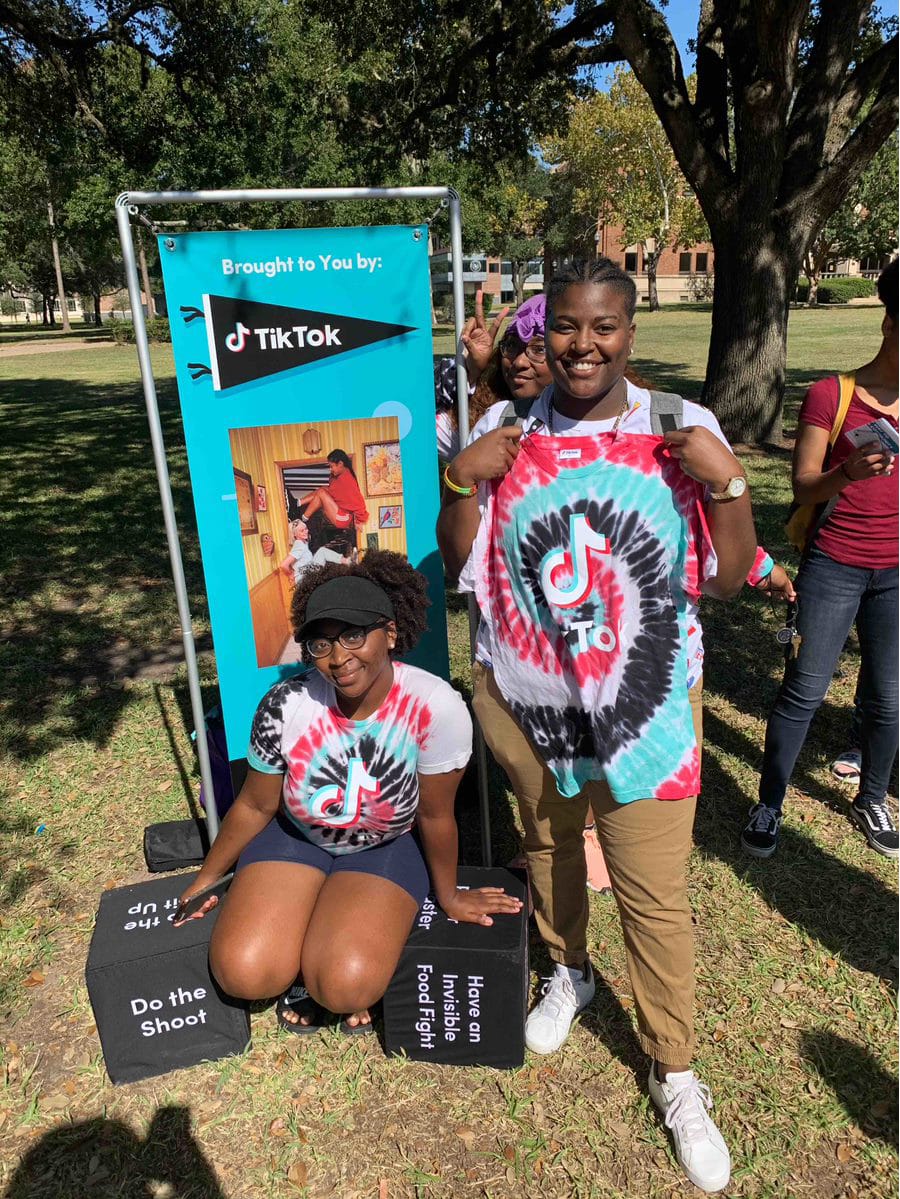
[807,275,819,307]
[543,244,554,289]
[137,230,156,319]
[93,291,102,324]
[512,262,526,306]
[47,201,71,333]
[427,229,438,327]
[701,227,802,445]
[645,249,661,311]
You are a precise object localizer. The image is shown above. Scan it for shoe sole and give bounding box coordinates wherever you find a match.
[740,834,777,859]
[851,808,900,858]
[831,767,861,785]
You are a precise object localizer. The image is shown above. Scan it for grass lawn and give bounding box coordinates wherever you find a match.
[0,307,896,1198]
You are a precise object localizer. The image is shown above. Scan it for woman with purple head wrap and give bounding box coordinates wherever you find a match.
[434,290,553,462]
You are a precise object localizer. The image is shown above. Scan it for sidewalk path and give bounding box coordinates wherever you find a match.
[0,337,117,358]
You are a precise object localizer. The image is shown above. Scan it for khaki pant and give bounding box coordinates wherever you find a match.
[473,662,703,1065]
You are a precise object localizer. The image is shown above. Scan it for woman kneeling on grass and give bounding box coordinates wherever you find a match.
[176,551,521,1033]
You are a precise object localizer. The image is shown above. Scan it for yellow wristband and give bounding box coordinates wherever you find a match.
[443,465,477,497]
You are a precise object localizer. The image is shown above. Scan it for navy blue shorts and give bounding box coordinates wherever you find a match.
[235,811,430,906]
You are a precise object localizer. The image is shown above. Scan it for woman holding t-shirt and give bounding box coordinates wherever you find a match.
[438,258,757,1193]
[744,259,898,860]
[176,552,521,1033]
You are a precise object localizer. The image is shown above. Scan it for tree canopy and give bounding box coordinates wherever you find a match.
[544,67,708,311]
[2,1,897,440]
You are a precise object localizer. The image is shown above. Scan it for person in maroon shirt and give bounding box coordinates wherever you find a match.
[299,449,370,531]
[743,259,898,859]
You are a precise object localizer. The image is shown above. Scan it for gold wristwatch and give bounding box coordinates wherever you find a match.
[709,475,747,501]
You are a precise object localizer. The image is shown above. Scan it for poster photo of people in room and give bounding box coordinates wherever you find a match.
[229,415,407,669]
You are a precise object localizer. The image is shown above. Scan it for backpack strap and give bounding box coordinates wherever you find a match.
[498,397,535,428]
[829,373,855,447]
[649,390,684,434]
[800,373,856,555]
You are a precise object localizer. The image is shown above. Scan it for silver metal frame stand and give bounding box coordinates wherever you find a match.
[114,186,493,863]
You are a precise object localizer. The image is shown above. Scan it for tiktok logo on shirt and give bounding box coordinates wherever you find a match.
[540,514,610,608]
[308,758,381,827]
[539,513,618,655]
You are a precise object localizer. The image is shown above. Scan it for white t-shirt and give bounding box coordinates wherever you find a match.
[461,381,731,687]
[248,662,473,855]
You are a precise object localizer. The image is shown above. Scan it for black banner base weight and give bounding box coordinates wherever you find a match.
[144,818,209,872]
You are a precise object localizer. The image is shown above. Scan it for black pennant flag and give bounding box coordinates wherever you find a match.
[200,295,415,391]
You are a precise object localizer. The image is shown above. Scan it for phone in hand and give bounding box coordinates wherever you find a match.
[173,872,234,924]
[845,417,899,455]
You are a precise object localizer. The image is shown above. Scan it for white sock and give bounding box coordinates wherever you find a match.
[556,962,590,985]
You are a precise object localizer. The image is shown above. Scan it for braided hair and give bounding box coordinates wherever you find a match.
[547,258,638,321]
[290,550,429,661]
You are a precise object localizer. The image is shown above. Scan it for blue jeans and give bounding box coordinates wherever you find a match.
[759,547,898,809]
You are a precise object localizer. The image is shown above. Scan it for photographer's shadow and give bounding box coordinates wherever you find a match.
[4,1105,225,1199]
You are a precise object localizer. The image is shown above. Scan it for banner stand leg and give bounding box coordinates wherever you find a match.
[448,189,493,867]
[115,198,220,840]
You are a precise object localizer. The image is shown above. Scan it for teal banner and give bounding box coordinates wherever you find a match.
[158,226,447,757]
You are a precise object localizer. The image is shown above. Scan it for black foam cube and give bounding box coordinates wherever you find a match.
[383,866,528,1069]
[85,873,250,1085]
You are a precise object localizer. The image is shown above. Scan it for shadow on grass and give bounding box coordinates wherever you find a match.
[0,375,208,762]
[696,708,897,984]
[2,1105,225,1199]
[800,1030,899,1147]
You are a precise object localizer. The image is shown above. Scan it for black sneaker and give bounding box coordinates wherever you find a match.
[741,803,783,858]
[851,798,899,858]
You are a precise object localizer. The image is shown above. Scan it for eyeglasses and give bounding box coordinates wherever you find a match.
[303,621,386,658]
[499,334,546,364]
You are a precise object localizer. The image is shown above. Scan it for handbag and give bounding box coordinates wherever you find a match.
[784,373,854,553]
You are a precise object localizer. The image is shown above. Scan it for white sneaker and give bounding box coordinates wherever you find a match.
[648,1067,731,1193]
[525,963,595,1054]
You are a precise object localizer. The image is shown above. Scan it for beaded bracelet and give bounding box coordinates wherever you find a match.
[443,466,477,497]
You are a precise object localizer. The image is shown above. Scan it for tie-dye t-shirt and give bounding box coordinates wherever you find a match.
[464,423,716,804]
[248,662,473,855]
[465,384,727,687]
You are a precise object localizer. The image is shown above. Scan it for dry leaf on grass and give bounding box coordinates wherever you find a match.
[287,1159,309,1188]
[268,1117,287,1137]
[836,1143,854,1163]
[23,970,45,987]
[771,978,787,994]
[157,781,173,793]
[454,1126,475,1146]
